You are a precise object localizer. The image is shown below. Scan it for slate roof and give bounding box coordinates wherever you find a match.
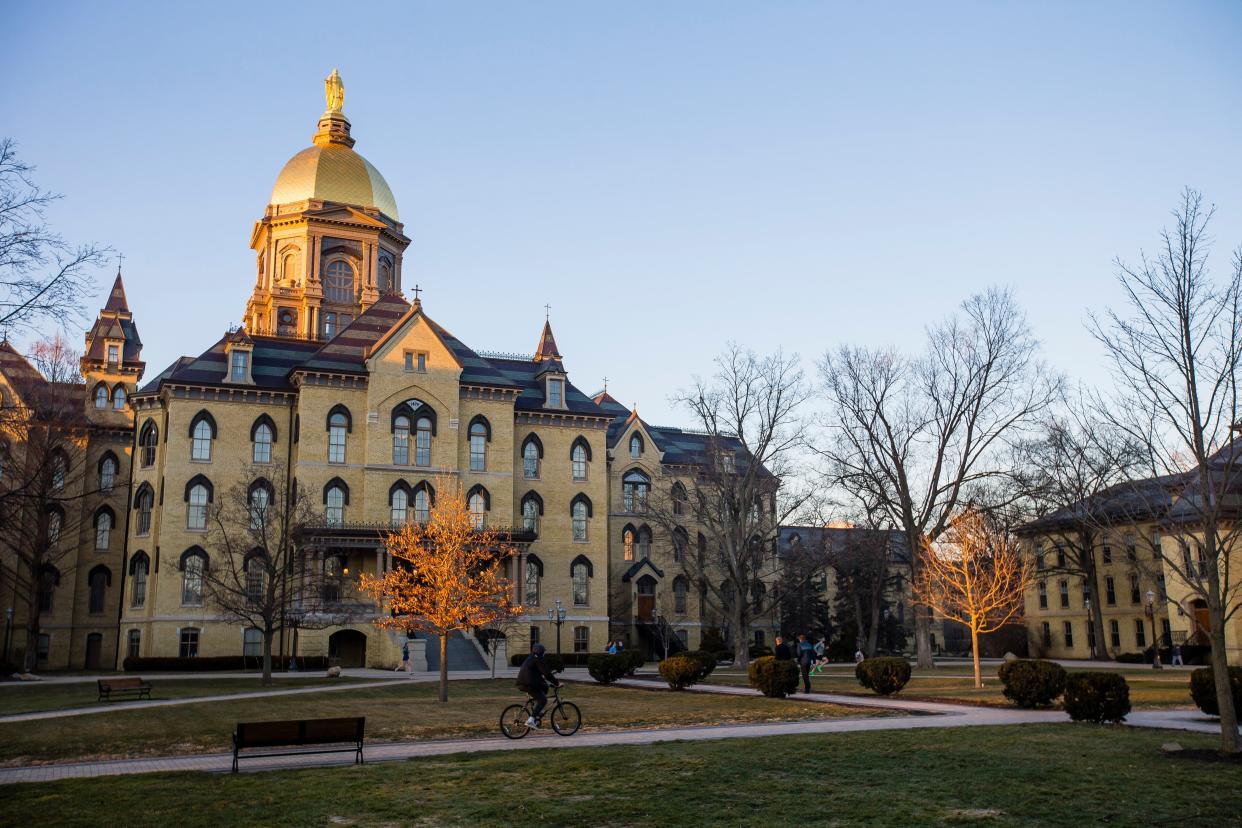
[83,272,143,365]
[777,525,910,564]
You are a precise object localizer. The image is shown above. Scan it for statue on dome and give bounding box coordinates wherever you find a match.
[325,69,345,113]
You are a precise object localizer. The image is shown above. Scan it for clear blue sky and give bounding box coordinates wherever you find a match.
[4,2,1241,425]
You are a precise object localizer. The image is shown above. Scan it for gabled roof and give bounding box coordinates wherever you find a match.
[621,558,665,582]
[533,319,562,363]
[84,271,143,366]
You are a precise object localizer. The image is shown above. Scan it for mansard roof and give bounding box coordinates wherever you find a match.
[84,272,143,365]
[599,398,752,468]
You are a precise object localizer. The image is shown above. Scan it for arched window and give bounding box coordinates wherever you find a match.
[113,385,127,410]
[673,576,689,614]
[415,417,432,466]
[410,481,433,523]
[671,482,688,516]
[379,260,393,293]
[324,260,355,304]
[324,479,348,525]
[672,527,688,562]
[390,485,408,526]
[623,470,650,513]
[245,553,266,603]
[99,453,117,493]
[180,548,207,606]
[281,249,300,284]
[570,437,591,481]
[469,416,491,472]
[93,383,108,409]
[88,566,110,614]
[37,566,59,612]
[248,480,271,529]
[467,485,489,529]
[638,526,652,560]
[94,508,113,550]
[135,483,154,535]
[326,406,351,464]
[571,494,591,542]
[130,552,149,608]
[46,507,62,545]
[50,451,67,490]
[323,312,338,339]
[630,433,643,459]
[392,415,410,464]
[251,416,276,464]
[139,420,158,467]
[522,434,543,479]
[571,556,592,606]
[189,411,216,461]
[524,554,543,606]
[521,491,543,533]
[623,527,635,561]
[187,482,210,530]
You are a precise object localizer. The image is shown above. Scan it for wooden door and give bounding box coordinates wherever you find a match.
[637,595,655,622]
[85,633,102,670]
[1192,602,1211,644]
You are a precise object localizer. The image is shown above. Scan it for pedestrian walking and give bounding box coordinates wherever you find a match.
[607,640,618,655]
[854,648,865,665]
[774,636,792,661]
[399,640,411,674]
[1171,644,1184,666]
[811,637,828,675]
[797,634,815,693]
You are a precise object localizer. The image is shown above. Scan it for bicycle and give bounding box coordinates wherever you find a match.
[499,685,581,739]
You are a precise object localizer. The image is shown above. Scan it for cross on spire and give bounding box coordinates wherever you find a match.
[412,284,422,301]
[603,376,609,392]
[544,303,551,321]
[116,252,125,273]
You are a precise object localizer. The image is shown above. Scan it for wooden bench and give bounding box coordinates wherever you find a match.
[97,677,152,702]
[232,716,365,772]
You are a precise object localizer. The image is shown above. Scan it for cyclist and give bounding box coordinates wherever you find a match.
[515,643,561,728]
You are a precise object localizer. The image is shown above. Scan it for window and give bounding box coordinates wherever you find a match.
[417,352,426,372]
[391,487,408,526]
[630,434,643,459]
[572,560,590,606]
[1086,621,1096,652]
[571,442,588,481]
[638,527,652,560]
[187,483,209,530]
[1055,546,1065,568]
[182,555,204,606]
[1041,622,1051,647]
[191,416,214,461]
[37,569,57,612]
[100,456,116,493]
[1082,581,1092,606]
[676,629,688,647]
[754,630,766,647]
[623,471,650,513]
[1151,529,1161,558]
[1105,576,1116,605]
[672,528,688,563]
[672,483,687,516]
[131,556,148,608]
[322,555,343,602]
[249,485,269,529]
[623,529,634,561]
[1058,579,1069,609]
[136,486,153,535]
[1109,619,1121,649]
[521,494,540,533]
[573,625,589,653]
[1035,543,1045,571]
[674,577,688,614]
[323,312,337,339]
[524,557,541,606]
[469,420,488,471]
[95,510,112,550]
[571,495,590,542]
[548,379,564,407]
[1101,539,1112,564]
[127,629,141,659]
[139,421,158,467]
[47,510,61,544]
[1063,621,1074,650]
[468,490,487,529]
[1130,575,1141,605]
[113,385,128,409]
[1037,580,1047,609]
[522,436,541,479]
[253,422,273,463]
[328,412,348,464]
[392,415,410,465]
[230,350,249,382]
[246,557,265,603]
[51,452,66,489]
[1125,534,1137,562]
[107,344,119,364]
[88,567,108,614]
[244,628,263,658]
[415,417,432,466]
[324,260,355,304]
[94,384,108,408]
[529,625,541,646]
[1161,618,1171,643]
[1157,573,1166,600]
[325,485,346,525]
[413,487,430,523]
[1134,619,1146,648]
[179,628,200,658]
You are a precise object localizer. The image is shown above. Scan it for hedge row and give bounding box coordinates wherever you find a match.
[122,656,329,672]
[510,650,644,674]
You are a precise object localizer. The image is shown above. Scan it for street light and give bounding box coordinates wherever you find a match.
[547,599,567,656]
[1145,589,1162,670]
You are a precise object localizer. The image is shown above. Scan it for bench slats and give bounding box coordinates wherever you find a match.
[232,716,365,772]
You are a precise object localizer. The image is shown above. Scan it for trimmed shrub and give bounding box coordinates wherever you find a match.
[623,649,645,674]
[1063,672,1131,723]
[748,644,774,659]
[681,650,717,679]
[1114,652,1146,664]
[749,655,800,698]
[659,654,703,690]
[1189,667,1242,717]
[997,659,1067,708]
[699,627,727,653]
[586,653,629,685]
[122,656,328,672]
[854,657,912,696]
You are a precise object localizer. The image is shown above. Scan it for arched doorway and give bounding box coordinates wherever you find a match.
[636,575,657,623]
[84,633,102,670]
[1190,599,1211,645]
[328,629,367,668]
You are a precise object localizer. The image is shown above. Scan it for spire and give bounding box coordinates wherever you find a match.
[103,268,130,313]
[533,318,562,363]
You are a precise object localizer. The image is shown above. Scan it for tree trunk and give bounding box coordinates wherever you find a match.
[1088,574,1110,661]
[262,629,274,686]
[733,606,749,669]
[970,625,982,689]
[1207,609,1240,753]
[438,634,449,703]
[914,612,933,669]
[865,598,881,657]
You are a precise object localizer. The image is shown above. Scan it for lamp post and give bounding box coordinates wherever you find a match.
[1145,590,1162,670]
[289,611,303,672]
[1084,598,1096,660]
[547,599,567,656]
[2,607,12,662]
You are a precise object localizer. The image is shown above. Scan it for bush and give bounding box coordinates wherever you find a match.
[854,657,912,696]
[1063,672,1131,723]
[699,627,727,653]
[748,655,800,698]
[659,654,704,690]
[122,656,329,672]
[681,650,717,679]
[623,649,645,674]
[748,644,773,659]
[997,659,1067,708]
[1189,666,1242,716]
[586,653,628,685]
[713,650,734,664]
[1114,652,1146,664]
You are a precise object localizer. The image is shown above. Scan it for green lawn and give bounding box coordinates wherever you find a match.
[6,725,1239,827]
[0,676,373,716]
[687,664,1198,708]
[0,678,870,765]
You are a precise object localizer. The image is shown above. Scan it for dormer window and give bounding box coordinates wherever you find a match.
[630,434,643,459]
[107,344,119,365]
[547,378,564,407]
[230,350,249,382]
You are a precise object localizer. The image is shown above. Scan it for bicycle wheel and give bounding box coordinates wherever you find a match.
[550,701,581,736]
[500,704,531,739]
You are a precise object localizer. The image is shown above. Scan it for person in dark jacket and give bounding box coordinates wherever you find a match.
[774,636,793,661]
[515,643,560,727]
[796,634,815,693]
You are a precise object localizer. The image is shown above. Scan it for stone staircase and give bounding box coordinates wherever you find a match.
[414,630,488,672]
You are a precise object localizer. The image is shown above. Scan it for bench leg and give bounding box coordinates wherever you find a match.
[357,744,364,765]
[232,749,239,773]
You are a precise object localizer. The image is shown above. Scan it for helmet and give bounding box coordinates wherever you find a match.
[531,643,546,657]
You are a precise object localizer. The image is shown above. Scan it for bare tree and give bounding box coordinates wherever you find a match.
[203,461,329,685]
[816,287,1058,668]
[1089,189,1242,753]
[0,139,105,337]
[915,509,1034,688]
[648,345,810,668]
[827,528,901,658]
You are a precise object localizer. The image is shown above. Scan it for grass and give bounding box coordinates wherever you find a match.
[0,676,372,716]
[689,663,1199,708]
[5,725,1239,827]
[0,678,870,765]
